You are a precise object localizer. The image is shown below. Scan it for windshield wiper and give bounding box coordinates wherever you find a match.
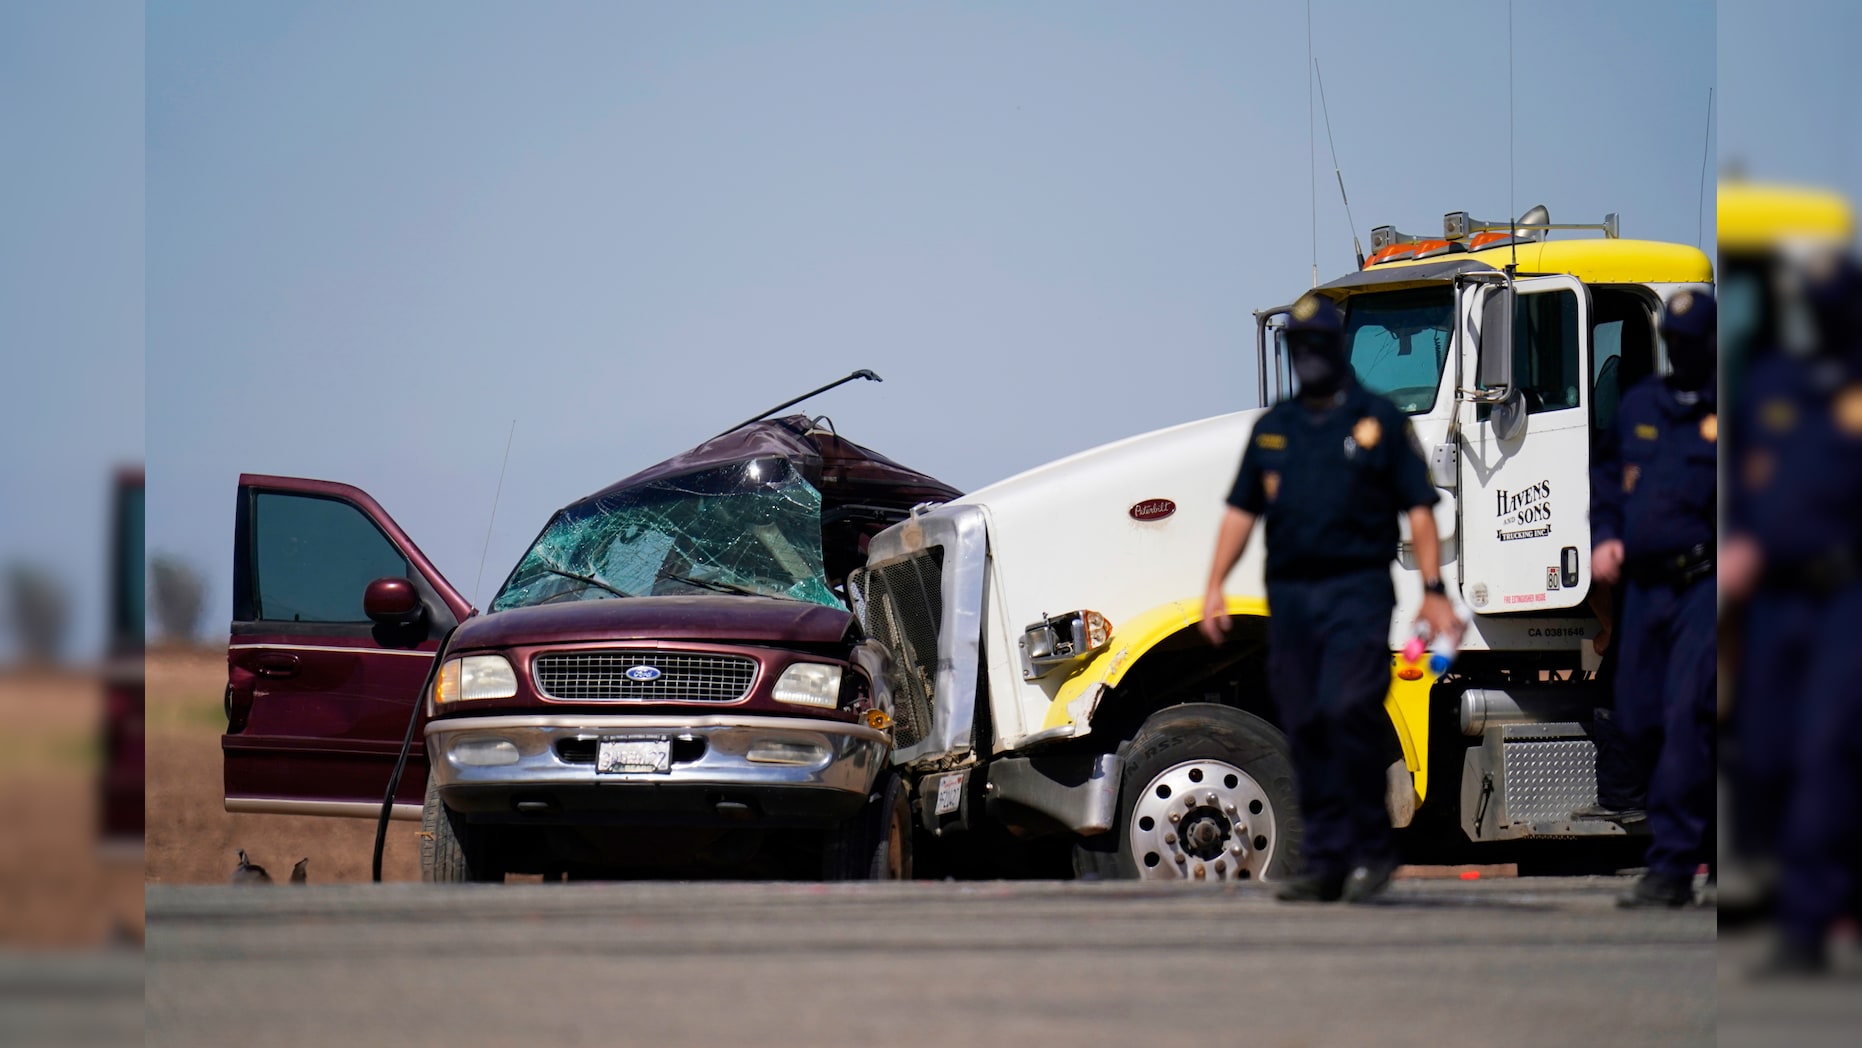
[654,569,763,597]
[535,565,633,600]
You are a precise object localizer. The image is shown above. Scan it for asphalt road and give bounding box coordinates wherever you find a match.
[148,876,1715,1048]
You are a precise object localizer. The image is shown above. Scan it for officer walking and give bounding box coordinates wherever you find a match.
[1200,292,1457,904]
[1724,254,1862,972]
[1591,288,1718,908]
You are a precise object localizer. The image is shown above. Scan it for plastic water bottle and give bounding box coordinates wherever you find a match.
[1424,629,1459,676]
[1404,600,1472,676]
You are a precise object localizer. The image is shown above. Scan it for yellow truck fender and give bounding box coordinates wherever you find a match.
[1039,595,1433,805]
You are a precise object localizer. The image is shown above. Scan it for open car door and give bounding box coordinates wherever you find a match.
[223,475,469,820]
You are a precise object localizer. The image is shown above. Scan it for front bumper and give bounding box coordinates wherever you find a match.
[426,713,889,827]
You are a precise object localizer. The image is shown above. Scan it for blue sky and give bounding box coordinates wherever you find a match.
[138,1,1718,635]
[0,3,142,661]
[3,3,1761,652]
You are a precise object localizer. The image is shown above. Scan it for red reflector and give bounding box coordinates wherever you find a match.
[1459,871,1480,880]
[1396,666,1425,681]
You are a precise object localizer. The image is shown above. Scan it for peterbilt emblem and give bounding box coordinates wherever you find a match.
[1130,499,1176,522]
[625,665,662,681]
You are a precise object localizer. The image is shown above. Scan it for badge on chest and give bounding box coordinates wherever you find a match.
[1343,416,1381,459]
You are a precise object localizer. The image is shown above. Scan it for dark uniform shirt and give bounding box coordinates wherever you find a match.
[1727,353,1862,570]
[1591,378,1716,562]
[1228,382,1439,581]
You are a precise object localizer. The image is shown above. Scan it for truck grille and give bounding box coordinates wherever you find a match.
[532,651,757,703]
[849,548,944,749]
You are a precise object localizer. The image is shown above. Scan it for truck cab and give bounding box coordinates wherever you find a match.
[854,209,1713,880]
[222,415,958,880]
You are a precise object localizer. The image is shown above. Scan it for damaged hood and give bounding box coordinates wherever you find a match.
[577,414,961,514]
[454,594,856,650]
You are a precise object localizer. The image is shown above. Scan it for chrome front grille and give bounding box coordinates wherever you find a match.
[532,650,757,703]
[848,547,943,749]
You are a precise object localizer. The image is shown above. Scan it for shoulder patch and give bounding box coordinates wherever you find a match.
[1634,423,1660,441]
[1254,432,1288,450]
[1838,386,1862,436]
[1762,398,1797,433]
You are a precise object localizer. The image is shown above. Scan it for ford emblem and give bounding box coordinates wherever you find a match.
[1129,498,1176,522]
[625,665,662,682]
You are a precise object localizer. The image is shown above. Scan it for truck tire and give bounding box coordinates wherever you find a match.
[823,772,913,881]
[1073,703,1302,883]
[420,770,504,883]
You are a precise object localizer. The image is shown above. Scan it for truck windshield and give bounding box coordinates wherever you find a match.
[1341,286,1455,414]
[491,458,843,612]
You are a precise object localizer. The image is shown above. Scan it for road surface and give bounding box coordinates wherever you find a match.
[148,876,1714,1047]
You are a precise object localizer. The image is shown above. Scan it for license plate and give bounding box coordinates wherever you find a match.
[596,737,670,774]
[935,773,964,815]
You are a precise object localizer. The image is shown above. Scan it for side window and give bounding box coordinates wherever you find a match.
[1513,290,1581,414]
[252,493,409,623]
[1590,288,1658,435]
[1593,319,1624,433]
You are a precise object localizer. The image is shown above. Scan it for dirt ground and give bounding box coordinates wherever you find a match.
[0,667,144,946]
[145,646,423,885]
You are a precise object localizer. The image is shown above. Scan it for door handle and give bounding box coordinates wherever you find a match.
[255,653,301,678]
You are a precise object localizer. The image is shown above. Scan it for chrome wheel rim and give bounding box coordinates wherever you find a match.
[1128,758,1277,881]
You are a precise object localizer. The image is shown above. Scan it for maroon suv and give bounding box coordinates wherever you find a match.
[222,416,958,880]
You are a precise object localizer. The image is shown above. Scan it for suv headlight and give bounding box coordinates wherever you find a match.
[434,654,519,704]
[772,662,843,708]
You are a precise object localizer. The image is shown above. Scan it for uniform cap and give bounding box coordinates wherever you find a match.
[1286,293,1344,335]
[1659,288,1717,340]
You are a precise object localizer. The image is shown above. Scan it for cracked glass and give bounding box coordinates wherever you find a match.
[491,457,842,612]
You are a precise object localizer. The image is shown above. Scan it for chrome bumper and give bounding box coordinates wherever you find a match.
[426,714,889,824]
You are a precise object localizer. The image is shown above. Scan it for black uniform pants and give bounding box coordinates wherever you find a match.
[1265,568,1398,879]
[1614,574,1716,881]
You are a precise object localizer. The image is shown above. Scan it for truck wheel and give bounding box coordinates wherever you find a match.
[420,770,504,883]
[1073,703,1302,883]
[823,772,913,881]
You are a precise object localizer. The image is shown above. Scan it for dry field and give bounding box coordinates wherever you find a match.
[0,667,144,946]
[146,646,422,885]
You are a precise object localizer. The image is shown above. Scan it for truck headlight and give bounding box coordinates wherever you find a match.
[1019,610,1113,680]
[772,662,843,708]
[434,654,518,704]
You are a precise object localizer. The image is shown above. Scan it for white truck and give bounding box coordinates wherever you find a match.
[852,209,1714,880]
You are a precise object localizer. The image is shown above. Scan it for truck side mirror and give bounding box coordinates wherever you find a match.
[1477,282,1529,441]
[363,576,426,627]
[1478,283,1515,394]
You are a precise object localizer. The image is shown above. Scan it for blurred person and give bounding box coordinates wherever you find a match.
[1200,292,1458,904]
[1592,289,1718,908]
[1724,254,1862,973]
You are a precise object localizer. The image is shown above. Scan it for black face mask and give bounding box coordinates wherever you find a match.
[1291,336,1349,398]
[1666,334,1715,391]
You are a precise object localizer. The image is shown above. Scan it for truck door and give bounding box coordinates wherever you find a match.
[1458,276,1594,613]
[223,475,469,818]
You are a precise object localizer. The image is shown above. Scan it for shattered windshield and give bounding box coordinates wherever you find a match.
[491,458,843,612]
[1342,287,1455,414]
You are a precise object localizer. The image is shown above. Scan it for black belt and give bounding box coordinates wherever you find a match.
[1762,546,1861,595]
[1624,543,1714,589]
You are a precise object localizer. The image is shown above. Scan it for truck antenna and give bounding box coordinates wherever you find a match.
[709,369,883,442]
[471,419,516,608]
[1508,0,1517,271]
[1313,58,1365,269]
[1696,86,1713,249]
[1307,0,1318,286]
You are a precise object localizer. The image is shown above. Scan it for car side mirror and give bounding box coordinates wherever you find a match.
[363,577,426,627]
